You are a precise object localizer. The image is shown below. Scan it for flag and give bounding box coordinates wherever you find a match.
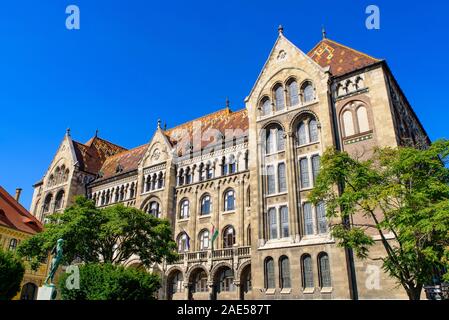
[211,224,219,250]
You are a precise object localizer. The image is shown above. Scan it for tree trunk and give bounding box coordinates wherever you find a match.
[405,284,422,300]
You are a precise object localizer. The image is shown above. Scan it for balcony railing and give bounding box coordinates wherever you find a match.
[172,246,251,265]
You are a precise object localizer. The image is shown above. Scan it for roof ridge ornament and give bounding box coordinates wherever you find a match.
[322,25,327,39]
[66,128,71,137]
[278,24,284,35]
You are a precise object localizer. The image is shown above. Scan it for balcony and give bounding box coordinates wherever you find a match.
[172,246,251,265]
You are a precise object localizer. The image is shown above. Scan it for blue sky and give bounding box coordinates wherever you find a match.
[0,0,448,208]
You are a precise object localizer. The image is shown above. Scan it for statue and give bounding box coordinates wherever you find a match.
[45,238,64,286]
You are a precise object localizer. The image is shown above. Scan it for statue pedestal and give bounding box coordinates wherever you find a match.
[37,284,57,300]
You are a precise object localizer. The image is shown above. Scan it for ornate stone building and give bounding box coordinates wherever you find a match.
[30,28,428,300]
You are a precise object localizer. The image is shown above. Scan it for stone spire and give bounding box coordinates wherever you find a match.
[278,24,284,35]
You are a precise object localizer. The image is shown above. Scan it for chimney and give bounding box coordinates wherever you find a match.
[15,188,22,202]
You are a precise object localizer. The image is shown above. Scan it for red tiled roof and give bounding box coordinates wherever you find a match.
[72,137,127,174]
[95,108,249,181]
[0,186,43,235]
[308,38,381,77]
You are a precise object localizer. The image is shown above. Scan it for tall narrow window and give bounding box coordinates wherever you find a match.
[303,203,314,235]
[309,119,319,143]
[280,206,289,238]
[343,110,355,137]
[267,165,276,195]
[200,195,211,215]
[180,200,190,219]
[278,163,287,193]
[300,158,310,188]
[274,84,285,111]
[148,201,160,218]
[178,233,189,252]
[288,80,299,106]
[199,229,210,250]
[261,97,271,116]
[279,256,291,289]
[268,208,278,240]
[302,82,315,103]
[276,128,285,151]
[229,155,236,174]
[311,155,321,183]
[224,189,235,211]
[318,253,332,288]
[266,129,274,154]
[316,201,328,234]
[297,122,307,146]
[223,226,235,248]
[265,257,275,289]
[357,106,370,133]
[9,238,18,251]
[302,254,314,288]
[222,157,228,175]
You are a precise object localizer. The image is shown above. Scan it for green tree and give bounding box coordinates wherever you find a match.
[18,196,178,270]
[310,140,449,300]
[58,263,160,300]
[0,249,25,300]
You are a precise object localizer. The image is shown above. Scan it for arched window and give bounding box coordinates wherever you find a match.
[278,163,287,193]
[247,224,251,246]
[288,80,299,106]
[177,233,189,252]
[229,155,236,174]
[302,82,315,103]
[261,97,271,116]
[200,194,212,215]
[20,282,38,300]
[9,238,18,251]
[279,256,291,289]
[221,157,228,176]
[224,189,235,211]
[199,229,210,250]
[222,226,235,248]
[48,175,55,187]
[316,201,327,234]
[157,172,164,189]
[218,268,235,292]
[280,206,289,238]
[186,167,192,184]
[178,168,185,186]
[265,124,284,154]
[130,182,135,198]
[206,162,214,179]
[54,167,61,184]
[357,106,370,133]
[145,175,151,192]
[54,190,65,210]
[274,84,285,111]
[297,122,307,146]
[63,169,70,182]
[146,201,160,218]
[119,186,125,201]
[268,208,277,240]
[303,202,314,235]
[194,270,208,292]
[309,119,319,143]
[169,271,183,295]
[264,257,275,289]
[180,199,190,219]
[300,158,310,189]
[343,110,355,136]
[301,254,314,288]
[43,194,53,213]
[318,253,332,288]
[311,155,321,183]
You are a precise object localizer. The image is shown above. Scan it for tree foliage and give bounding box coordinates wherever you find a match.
[58,263,160,300]
[310,140,449,300]
[18,197,178,269]
[0,249,25,300]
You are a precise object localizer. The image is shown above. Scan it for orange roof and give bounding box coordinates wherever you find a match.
[73,136,127,174]
[0,186,43,235]
[308,38,381,77]
[94,108,249,181]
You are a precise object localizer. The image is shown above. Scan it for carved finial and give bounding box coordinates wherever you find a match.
[164,122,167,131]
[226,97,230,109]
[322,25,327,39]
[278,24,284,35]
[95,129,99,138]
[157,119,161,129]
[66,128,71,136]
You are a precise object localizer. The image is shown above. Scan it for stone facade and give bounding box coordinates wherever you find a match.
[30,29,428,300]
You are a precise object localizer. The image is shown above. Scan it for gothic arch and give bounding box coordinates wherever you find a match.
[185,264,209,283]
[289,109,320,133]
[236,260,251,281]
[210,261,233,282]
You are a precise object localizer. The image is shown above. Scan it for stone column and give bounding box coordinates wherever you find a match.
[213,185,221,249]
[238,179,245,246]
[285,131,300,242]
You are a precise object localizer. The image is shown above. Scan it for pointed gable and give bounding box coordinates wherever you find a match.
[308,38,381,77]
[72,136,127,174]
